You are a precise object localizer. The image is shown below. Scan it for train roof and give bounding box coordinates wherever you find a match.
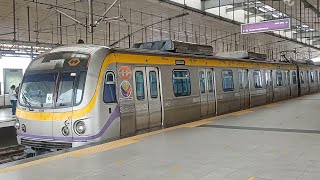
[112,47,296,66]
[41,44,319,67]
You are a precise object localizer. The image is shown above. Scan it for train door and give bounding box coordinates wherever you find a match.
[199,68,216,117]
[266,70,274,103]
[134,67,162,131]
[146,67,162,128]
[239,69,250,109]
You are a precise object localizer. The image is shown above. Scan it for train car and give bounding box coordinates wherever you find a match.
[14,42,320,153]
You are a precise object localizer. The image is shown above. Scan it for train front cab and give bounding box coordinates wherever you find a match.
[15,46,121,152]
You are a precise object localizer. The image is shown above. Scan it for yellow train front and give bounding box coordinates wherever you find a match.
[15,45,120,152]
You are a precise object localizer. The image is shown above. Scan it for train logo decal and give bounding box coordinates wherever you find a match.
[68,58,80,66]
[118,66,132,80]
[120,80,132,98]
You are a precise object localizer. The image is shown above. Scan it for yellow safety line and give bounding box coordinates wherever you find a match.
[230,110,254,116]
[247,176,255,180]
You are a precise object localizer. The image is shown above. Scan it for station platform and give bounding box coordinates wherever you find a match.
[0,108,14,128]
[1,94,320,180]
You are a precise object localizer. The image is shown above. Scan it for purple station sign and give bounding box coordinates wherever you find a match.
[241,18,291,34]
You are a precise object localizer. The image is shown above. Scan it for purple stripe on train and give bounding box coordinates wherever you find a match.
[17,105,121,142]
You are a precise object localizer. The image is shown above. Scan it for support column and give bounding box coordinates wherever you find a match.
[88,0,94,44]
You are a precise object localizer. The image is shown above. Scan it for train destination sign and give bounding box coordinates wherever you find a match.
[241,18,291,34]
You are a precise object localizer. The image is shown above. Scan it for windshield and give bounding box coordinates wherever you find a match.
[19,73,57,108]
[19,71,87,109]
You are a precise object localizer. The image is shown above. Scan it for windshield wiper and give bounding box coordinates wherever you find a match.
[22,93,34,111]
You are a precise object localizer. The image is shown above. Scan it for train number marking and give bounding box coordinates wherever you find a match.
[164,101,171,107]
[193,97,201,103]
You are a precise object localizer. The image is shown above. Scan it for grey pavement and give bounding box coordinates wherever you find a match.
[1,94,320,180]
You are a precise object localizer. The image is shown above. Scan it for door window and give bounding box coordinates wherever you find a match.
[286,71,290,85]
[199,71,205,94]
[239,71,243,89]
[207,71,214,93]
[243,70,249,89]
[135,71,145,100]
[149,71,158,98]
[300,71,305,84]
[276,71,283,86]
[292,71,297,84]
[253,70,263,88]
[310,71,315,83]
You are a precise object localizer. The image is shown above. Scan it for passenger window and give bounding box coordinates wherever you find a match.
[222,70,234,92]
[135,71,145,100]
[310,71,315,83]
[149,71,158,98]
[276,71,283,86]
[172,70,191,97]
[207,71,214,93]
[292,71,297,84]
[300,71,304,84]
[239,71,243,89]
[103,71,117,103]
[199,71,205,94]
[75,71,87,105]
[253,70,263,88]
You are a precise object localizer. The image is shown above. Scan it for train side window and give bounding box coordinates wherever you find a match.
[300,71,305,84]
[292,71,297,84]
[172,70,191,97]
[149,71,158,98]
[199,71,205,94]
[135,71,145,100]
[207,71,214,93]
[222,70,234,92]
[253,70,263,88]
[103,71,117,103]
[276,71,283,86]
[310,71,315,83]
[239,71,243,89]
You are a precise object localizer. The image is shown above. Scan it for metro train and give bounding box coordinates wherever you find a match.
[14,41,320,152]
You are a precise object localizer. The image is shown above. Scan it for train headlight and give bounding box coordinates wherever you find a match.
[74,121,86,135]
[14,119,20,130]
[21,124,26,132]
[62,126,70,136]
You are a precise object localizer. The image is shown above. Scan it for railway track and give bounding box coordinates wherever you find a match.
[0,145,26,164]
